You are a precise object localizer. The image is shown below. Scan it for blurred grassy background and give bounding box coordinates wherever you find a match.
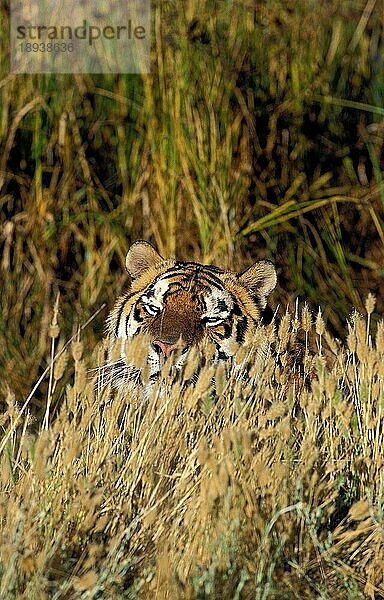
[0,0,383,402]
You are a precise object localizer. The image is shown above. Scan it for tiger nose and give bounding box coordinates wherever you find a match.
[152,339,178,357]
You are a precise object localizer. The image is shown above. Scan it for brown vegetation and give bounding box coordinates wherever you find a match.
[0,1,383,597]
[1,304,384,598]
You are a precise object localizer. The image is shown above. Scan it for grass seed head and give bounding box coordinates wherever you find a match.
[71,339,84,362]
[315,308,325,336]
[54,349,68,382]
[365,293,376,316]
[376,320,384,354]
[301,303,312,333]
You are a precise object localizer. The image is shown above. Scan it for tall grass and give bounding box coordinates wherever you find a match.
[1,305,384,598]
[0,0,383,400]
[0,1,384,596]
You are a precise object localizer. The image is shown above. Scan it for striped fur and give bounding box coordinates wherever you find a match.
[99,241,277,396]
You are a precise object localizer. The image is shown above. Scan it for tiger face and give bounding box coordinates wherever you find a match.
[100,241,277,394]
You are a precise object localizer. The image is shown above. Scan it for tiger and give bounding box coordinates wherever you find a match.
[97,240,277,397]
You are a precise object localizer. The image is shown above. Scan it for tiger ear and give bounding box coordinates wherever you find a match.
[238,260,277,309]
[125,241,164,279]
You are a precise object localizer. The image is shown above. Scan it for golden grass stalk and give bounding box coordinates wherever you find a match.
[1,303,384,598]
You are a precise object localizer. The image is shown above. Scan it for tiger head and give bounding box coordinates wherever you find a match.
[101,241,277,393]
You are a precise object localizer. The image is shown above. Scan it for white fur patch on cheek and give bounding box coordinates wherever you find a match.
[117,308,141,357]
[117,316,127,341]
[217,336,235,357]
[147,345,161,376]
[126,311,141,337]
[174,350,189,371]
[152,279,169,304]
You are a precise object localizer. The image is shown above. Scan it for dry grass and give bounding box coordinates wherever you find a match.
[1,302,383,599]
[1,0,384,596]
[1,0,384,401]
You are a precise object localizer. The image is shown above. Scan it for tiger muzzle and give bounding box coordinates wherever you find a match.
[152,339,179,357]
[149,292,203,357]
